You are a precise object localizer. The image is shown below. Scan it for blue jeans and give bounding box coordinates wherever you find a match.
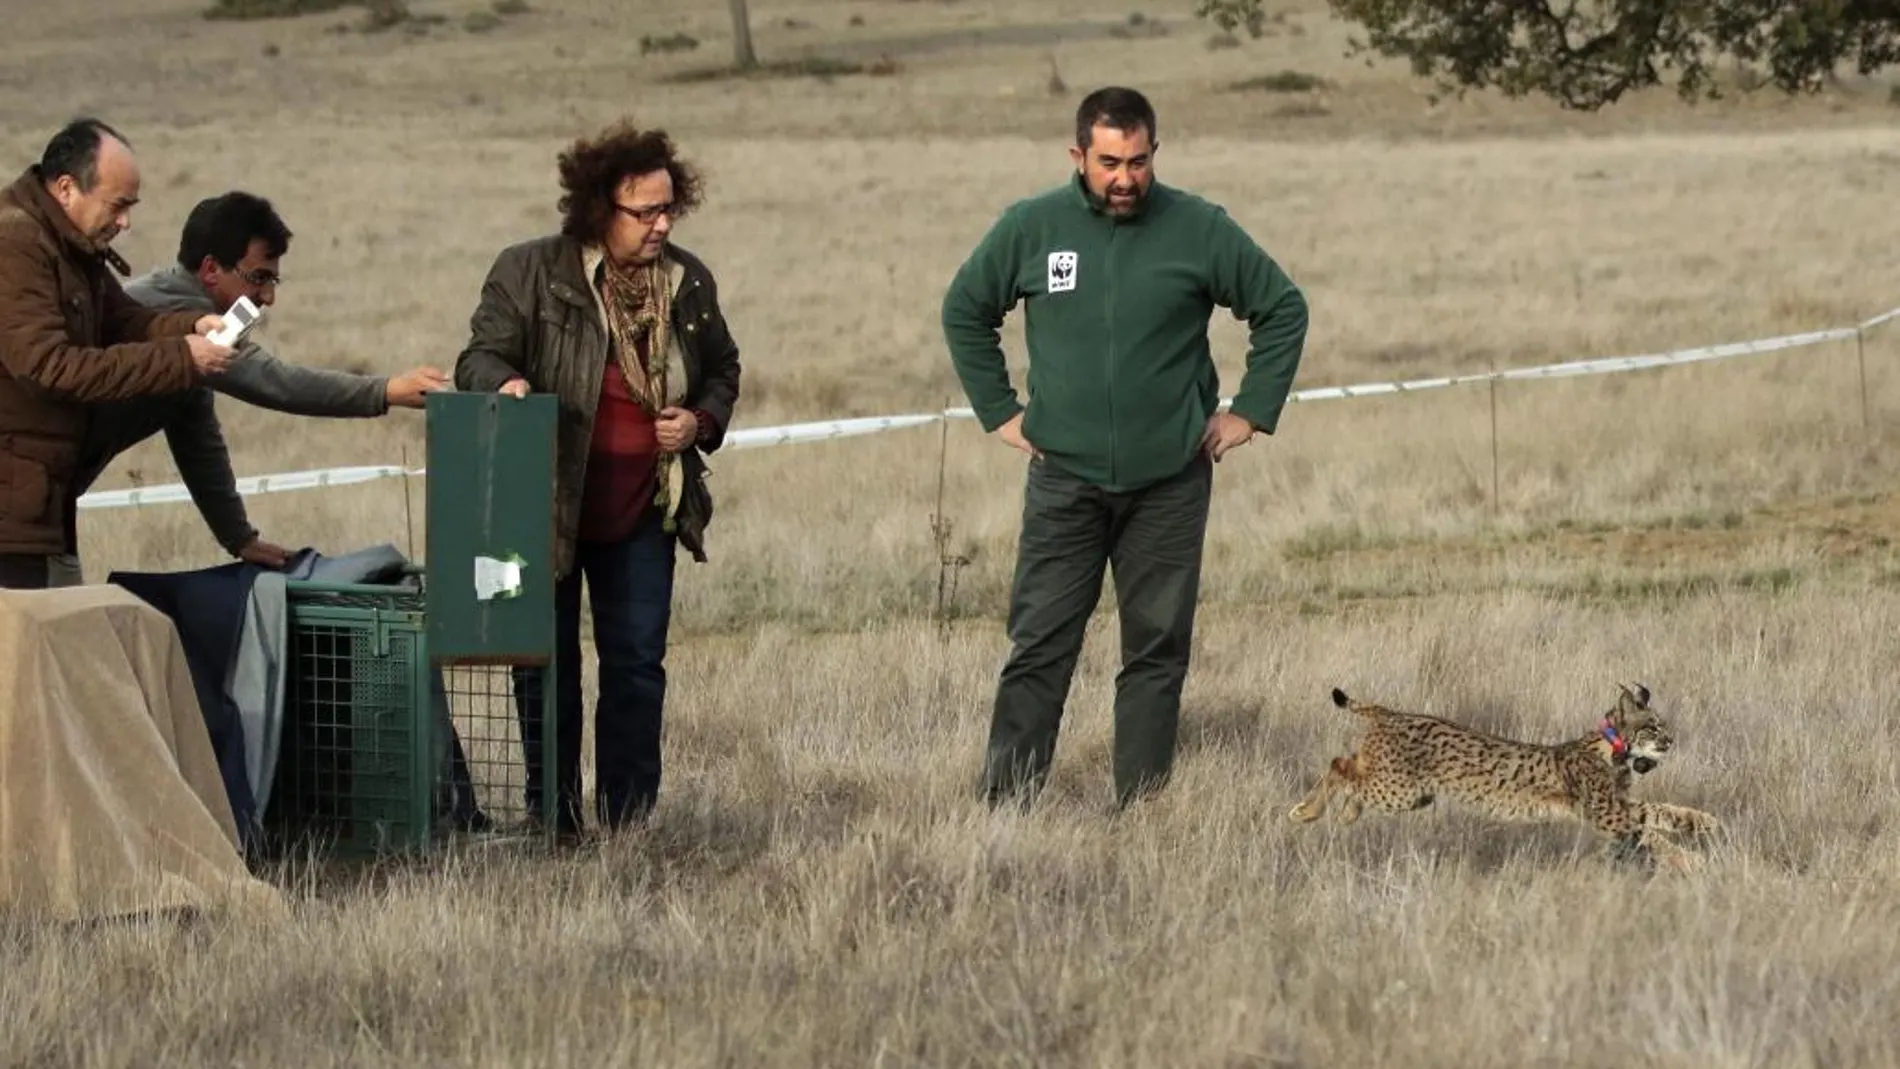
[514,509,677,832]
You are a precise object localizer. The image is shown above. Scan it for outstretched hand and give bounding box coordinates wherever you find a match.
[386,365,450,408]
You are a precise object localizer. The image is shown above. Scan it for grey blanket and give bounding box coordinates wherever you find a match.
[235,544,483,837]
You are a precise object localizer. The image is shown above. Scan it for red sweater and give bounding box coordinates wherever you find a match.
[578,335,660,543]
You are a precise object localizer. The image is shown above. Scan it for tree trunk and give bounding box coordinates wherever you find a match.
[729,0,757,69]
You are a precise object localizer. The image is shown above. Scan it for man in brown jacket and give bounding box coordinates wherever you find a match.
[0,117,233,589]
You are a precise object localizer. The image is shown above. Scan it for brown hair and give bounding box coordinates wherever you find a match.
[555,120,704,244]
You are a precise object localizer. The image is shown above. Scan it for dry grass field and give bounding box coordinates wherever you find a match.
[6,0,1900,1064]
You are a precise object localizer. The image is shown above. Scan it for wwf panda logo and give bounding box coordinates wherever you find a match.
[1046,251,1078,293]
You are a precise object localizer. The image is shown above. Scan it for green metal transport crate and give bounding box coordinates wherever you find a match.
[264,391,561,861]
[266,579,437,858]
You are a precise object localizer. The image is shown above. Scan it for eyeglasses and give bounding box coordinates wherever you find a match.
[235,267,281,288]
[614,201,677,224]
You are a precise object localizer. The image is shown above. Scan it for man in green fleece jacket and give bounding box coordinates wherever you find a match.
[942,86,1309,809]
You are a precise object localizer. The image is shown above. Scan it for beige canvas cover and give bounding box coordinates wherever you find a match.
[0,585,284,923]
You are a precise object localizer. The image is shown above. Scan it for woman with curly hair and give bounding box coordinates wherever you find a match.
[454,119,743,840]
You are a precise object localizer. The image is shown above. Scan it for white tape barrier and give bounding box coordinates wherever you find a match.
[725,413,945,449]
[76,464,425,511]
[1277,324,1863,403]
[73,417,951,510]
[1863,307,1900,332]
[71,305,1900,511]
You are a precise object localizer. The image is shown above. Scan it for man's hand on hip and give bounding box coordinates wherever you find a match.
[997,412,1041,459]
[1202,411,1258,462]
[187,334,234,377]
[386,365,450,408]
[656,407,699,453]
[238,536,292,569]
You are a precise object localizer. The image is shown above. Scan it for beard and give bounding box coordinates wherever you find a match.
[1084,175,1148,215]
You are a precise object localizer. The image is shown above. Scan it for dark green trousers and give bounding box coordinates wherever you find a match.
[983,451,1213,808]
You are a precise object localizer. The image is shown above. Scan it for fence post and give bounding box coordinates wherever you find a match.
[931,400,952,626]
[929,399,968,632]
[1488,369,1501,519]
[1857,327,1870,442]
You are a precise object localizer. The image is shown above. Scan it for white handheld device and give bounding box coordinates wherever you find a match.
[207,295,265,348]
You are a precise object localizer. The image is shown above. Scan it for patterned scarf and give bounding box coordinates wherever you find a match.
[599,254,680,530]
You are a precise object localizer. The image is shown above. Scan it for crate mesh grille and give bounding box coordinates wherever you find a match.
[266,586,546,859]
[442,666,533,827]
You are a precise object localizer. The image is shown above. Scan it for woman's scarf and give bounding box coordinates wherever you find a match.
[599,255,681,530]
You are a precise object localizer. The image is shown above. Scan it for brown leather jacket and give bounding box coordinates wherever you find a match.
[0,167,201,554]
[453,234,742,579]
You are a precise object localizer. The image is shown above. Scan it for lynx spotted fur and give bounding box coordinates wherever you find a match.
[1289,682,1720,871]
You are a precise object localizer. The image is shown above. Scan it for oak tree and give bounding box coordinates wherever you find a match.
[1194,0,1900,110]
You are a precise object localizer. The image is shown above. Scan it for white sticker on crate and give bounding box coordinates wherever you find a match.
[473,554,524,601]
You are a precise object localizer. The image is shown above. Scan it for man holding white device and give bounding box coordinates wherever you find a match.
[47,189,451,584]
[206,294,262,347]
[0,118,237,590]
